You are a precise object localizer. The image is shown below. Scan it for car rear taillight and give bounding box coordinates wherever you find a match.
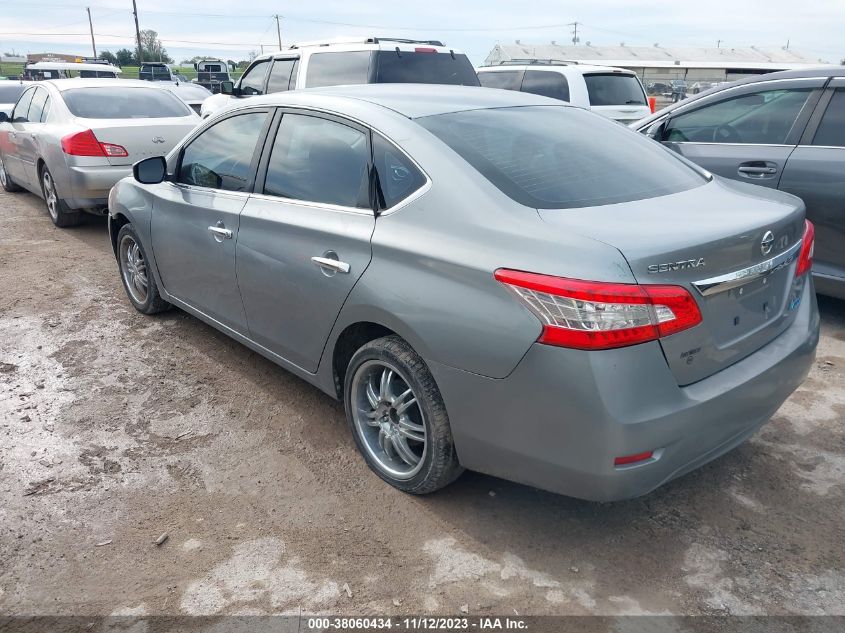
[494,269,702,350]
[795,220,814,278]
[61,129,128,158]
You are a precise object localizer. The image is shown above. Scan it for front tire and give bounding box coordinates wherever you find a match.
[40,166,81,228]
[344,335,463,494]
[0,155,22,192]
[116,223,171,315]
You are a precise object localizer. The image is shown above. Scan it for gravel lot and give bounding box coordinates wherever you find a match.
[1,186,844,617]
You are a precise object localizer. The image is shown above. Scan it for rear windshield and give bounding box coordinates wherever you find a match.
[0,84,26,103]
[375,51,480,86]
[62,87,191,119]
[584,73,646,106]
[417,106,705,209]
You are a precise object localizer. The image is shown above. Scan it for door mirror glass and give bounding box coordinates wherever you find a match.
[645,120,667,140]
[220,81,234,95]
[0,111,8,124]
[133,156,167,184]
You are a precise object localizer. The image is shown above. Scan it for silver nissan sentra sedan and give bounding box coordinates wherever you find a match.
[0,79,199,227]
[108,85,819,501]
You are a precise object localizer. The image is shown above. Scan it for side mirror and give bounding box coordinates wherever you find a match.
[133,156,167,185]
[0,111,8,124]
[220,81,235,95]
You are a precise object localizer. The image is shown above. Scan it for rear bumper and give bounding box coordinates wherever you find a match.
[430,281,819,502]
[66,164,131,209]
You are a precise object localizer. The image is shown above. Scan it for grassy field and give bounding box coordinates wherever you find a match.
[0,62,243,81]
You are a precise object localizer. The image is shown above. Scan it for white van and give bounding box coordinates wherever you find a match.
[477,61,652,124]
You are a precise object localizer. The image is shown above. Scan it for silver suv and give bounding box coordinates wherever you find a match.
[201,37,480,118]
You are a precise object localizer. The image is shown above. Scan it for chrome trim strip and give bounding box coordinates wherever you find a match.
[692,239,802,297]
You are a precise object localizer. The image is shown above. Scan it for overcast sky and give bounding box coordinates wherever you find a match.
[2,0,843,65]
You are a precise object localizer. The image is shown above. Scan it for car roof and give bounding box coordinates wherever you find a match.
[249,37,465,62]
[41,78,171,91]
[633,65,844,129]
[241,83,569,119]
[478,63,637,75]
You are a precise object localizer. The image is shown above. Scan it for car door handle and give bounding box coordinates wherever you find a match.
[311,256,350,274]
[207,225,232,239]
[738,163,778,177]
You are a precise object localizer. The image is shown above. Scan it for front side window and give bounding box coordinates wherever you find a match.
[418,106,705,209]
[266,58,298,93]
[478,71,523,91]
[12,88,35,123]
[62,87,191,119]
[27,88,49,124]
[178,112,268,191]
[305,52,372,89]
[665,88,812,144]
[239,60,270,96]
[373,134,426,209]
[813,89,845,147]
[584,73,647,106]
[264,113,369,208]
[520,70,570,102]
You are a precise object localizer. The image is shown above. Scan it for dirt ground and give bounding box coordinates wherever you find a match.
[1,186,844,618]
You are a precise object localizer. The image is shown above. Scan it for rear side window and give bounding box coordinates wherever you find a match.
[520,70,569,102]
[264,113,369,208]
[478,71,523,91]
[0,84,26,103]
[12,88,34,123]
[665,88,812,144]
[584,73,646,106]
[267,58,298,93]
[375,51,480,86]
[305,52,372,89]
[178,112,268,191]
[813,89,845,147]
[27,88,49,123]
[418,106,705,209]
[62,87,191,119]
[373,133,426,209]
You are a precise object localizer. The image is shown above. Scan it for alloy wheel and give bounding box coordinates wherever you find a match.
[119,235,149,305]
[0,157,7,188]
[42,170,58,221]
[351,360,427,480]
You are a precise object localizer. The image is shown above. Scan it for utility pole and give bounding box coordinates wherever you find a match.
[132,0,143,65]
[570,21,580,45]
[86,7,97,58]
[717,39,722,48]
[275,14,282,50]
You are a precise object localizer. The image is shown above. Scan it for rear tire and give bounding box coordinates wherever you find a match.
[0,155,22,192]
[344,335,463,494]
[40,166,81,228]
[116,223,171,315]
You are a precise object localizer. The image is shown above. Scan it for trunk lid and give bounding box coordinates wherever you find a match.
[77,117,197,166]
[537,178,807,385]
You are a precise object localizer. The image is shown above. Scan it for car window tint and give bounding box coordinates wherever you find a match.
[62,87,191,119]
[27,88,48,124]
[418,106,705,209]
[178,112,268,191]
[267,59,297,93]
[373,133,426,209]
[478,71,523,91]
[584,73,646,106]
[12,88,34,123]
[813,89,845,147]
[40,96,51,122]
[264,113,369,208]
[375,51,480,86]
[520,70,570,102]
[239,60,269,96]
[304,51,371,89]
[665,88,812,144]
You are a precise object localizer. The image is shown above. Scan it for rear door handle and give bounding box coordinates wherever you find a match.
[738,162,778,178]
[311,256,350,274]
[207,225,232,239]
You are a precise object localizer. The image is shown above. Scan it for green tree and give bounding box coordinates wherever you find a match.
[139,29,173,64]
[115,48,136,67]
[98,51,118,65]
